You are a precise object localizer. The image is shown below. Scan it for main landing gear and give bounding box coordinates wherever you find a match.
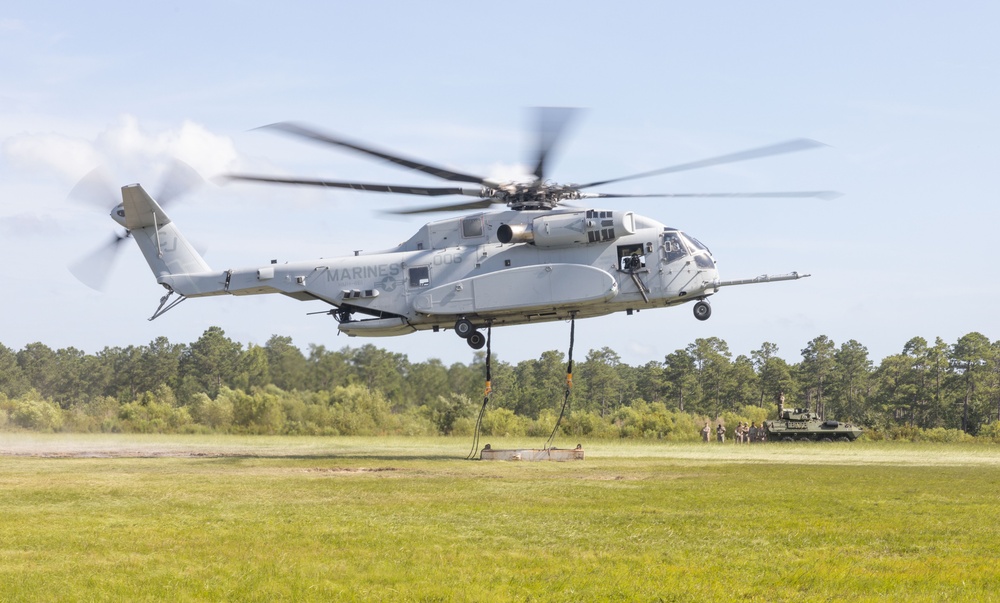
[454,318,486,349]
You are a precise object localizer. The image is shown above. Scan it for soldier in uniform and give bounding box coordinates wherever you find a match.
[701,422,711,442]
[748,422,758,443]
[716,423,725,443]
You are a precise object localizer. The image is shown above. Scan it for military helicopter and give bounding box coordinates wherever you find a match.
[79,109,835,350]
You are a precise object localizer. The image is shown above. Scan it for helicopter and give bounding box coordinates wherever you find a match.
[83,109,835,350]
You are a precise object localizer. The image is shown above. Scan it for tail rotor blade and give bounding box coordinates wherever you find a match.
[69,231,129,291]
[68,166,118,209]
[157,159,205,206]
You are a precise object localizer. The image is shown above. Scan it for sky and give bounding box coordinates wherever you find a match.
[2,1,998,369]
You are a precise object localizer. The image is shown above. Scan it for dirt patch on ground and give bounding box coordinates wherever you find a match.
[302,467,399,474]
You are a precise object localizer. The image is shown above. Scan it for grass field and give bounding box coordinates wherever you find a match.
[1,434,999,602]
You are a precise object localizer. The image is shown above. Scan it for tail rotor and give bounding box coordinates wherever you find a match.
[68,160,205,290]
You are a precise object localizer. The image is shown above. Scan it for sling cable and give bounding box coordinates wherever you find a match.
[467,323,492,460]
[544,313,576,450]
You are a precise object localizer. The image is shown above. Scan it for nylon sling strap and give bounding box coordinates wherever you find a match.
[467,324,492,460]
[545,314,575,450]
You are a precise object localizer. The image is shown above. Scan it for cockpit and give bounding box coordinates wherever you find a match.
[663,229,715,269]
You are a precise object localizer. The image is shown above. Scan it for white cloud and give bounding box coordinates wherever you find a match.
[2,132,101,180]
[3,114,241,185]
[95,115,241,179]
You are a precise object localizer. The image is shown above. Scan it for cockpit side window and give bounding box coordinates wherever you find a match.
[663,232,688,263]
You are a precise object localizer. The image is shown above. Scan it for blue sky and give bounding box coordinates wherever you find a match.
[2,1,998,368]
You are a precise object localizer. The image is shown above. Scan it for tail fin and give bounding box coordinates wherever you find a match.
[119,184,222,296]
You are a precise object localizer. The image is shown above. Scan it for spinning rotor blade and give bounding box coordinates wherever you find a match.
[68,166,118,209]
[532,107,580,181]
[260,122,490,185]
[68,231,129,291]
[577,138,828,189]
[157,158,205,206]
[583,190,842,200]
[387,199,500,215]
[224,174,486,197]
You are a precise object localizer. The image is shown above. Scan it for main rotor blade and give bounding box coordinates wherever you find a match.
[387,199,500,215]
[583,190,842,200]
[69,231,129,291]
[577,138,828,189]
[261,122,490,185]
[532,107,580,182]
[225,174,486,197]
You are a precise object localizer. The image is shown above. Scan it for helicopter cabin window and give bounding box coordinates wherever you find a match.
[617,244,646,271]
[408,266,430,288]
[462,216,484,238]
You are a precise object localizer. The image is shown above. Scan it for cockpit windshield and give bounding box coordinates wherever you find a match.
[681,233,711,256]
[664,230,715,268]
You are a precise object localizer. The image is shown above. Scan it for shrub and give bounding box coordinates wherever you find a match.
[11,396,63,431]
[561,410,617,438]
[189,392,234,430]
[481,407,527,437]
[979,422,1000,443]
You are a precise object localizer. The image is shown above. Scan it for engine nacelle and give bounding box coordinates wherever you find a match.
[532,210,635,248]
[496,223,532,244]
[498,210,636,248]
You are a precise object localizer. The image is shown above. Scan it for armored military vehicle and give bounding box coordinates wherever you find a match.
[765,408,863,442]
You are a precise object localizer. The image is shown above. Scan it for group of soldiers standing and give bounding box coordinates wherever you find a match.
[700,421,768,443]
[733,421,768,443]
[701,393,785,444]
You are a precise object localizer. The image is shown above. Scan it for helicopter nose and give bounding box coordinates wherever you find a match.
[110,203,127,228]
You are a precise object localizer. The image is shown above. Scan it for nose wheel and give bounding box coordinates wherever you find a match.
[693,300,712,321]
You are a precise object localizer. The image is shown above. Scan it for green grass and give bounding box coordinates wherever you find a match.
[1,435,999,602]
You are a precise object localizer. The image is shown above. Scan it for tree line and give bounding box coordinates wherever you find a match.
[2,327,999,441]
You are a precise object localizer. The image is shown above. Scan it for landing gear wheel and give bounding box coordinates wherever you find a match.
[454,318,475,339]
[467,330,486,350]
[693,300,712,321]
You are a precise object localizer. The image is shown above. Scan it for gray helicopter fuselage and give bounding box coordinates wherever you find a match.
[142,203,719,337]
[167,207,720,337]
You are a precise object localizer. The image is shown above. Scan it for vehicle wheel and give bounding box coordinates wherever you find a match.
[820,437,833,443]
[837,437,851,443]
[467,330,486,350]
[781,437,794,443]
[454,318,475,339]
[693,301,711,321]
